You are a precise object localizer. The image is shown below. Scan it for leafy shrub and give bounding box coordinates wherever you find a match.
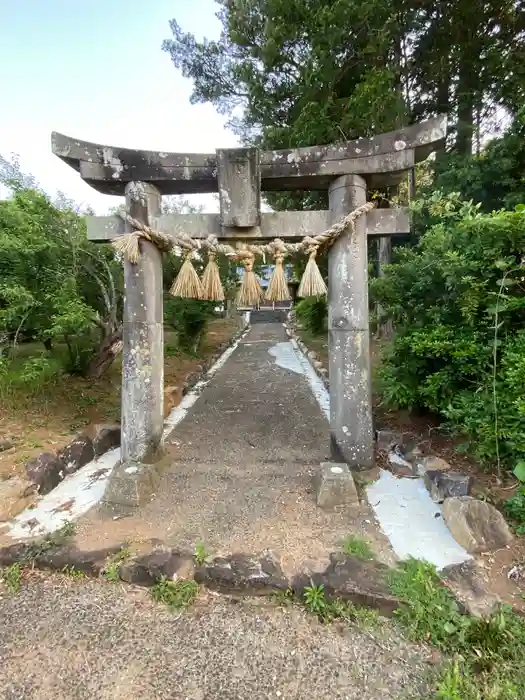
[164,297,215,352]
[371,194,525,471]
[0,176,123,379]
[0,354,64,398]
[504,488,525,535]
[150,576,199,610]
[17,355,61,385]
[503,462,525,535]
[294,296,327,336]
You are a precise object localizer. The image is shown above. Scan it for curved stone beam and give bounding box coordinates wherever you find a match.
[51,115,446,196]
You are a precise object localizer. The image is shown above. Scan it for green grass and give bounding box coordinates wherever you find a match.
[1,563,22,594]
[60,565,86,579]
[278,557,525,697]
[102,547,131,582]
[271,587,295,606]
[390,558,525,699]
[291,583,378,627]
[341,535,375,560]
[304,583,377,625]
[150,577,199,610]
[193,541,209,566]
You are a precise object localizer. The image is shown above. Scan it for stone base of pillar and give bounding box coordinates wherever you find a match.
[315,462,359,510]
[100,461,161,515]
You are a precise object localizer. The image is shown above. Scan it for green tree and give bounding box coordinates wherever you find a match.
[164,0,408,210]
[0,155,123,378]
[428,109,525,212]
[407,0,525,154]
[164,0,525,167]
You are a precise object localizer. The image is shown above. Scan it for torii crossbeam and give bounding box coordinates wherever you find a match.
[52,116,446,512]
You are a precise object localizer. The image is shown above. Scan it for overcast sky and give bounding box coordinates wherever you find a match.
[0,0,237,213]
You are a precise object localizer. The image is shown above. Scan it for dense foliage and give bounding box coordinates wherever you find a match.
[294,296,327,336]
[427,109,525,214]
[164,0,524,161]
[164,297,217,353]
[0,159,236,386]
[0,172,123,379]
[371,193,525,471]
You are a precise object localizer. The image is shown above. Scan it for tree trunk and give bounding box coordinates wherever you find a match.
[376,236,393,339]
[455,43,475,155]
[86,327,123,379]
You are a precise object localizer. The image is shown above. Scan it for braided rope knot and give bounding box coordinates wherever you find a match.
[113,201,377,262]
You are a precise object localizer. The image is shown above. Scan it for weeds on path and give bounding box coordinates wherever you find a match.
[272,584,378,628]
[1,563,22,594]
[390,558,525,699]
[60,565,86,579]
[102,547,131,582]
[341,535,375,561]
[193,541,209,566]
[23,521,76,563]
[151,577,199,610]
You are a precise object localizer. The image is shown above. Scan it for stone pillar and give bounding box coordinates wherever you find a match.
[101,182,164,513]
[328,174,374,469]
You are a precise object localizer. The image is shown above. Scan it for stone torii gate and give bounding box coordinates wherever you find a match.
[51,116,446,511]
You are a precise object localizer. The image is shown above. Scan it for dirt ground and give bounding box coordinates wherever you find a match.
[0,319,239,483]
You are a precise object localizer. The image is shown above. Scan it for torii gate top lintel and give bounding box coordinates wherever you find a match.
[51,115,446,197]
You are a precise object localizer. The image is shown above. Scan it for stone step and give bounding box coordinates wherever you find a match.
[250,309,288,324]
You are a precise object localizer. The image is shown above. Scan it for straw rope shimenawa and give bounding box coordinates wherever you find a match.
[113,201,376,301]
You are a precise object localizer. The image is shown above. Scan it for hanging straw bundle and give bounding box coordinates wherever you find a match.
[297,244,327,298]
[200,250,225,301]
[236,251,264,307]
[112,232,142,264]
[170,251,204,299]
[265,249,291,302]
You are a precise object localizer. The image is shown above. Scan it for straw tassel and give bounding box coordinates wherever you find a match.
[201,250,225,301]
[112,232,141,263]
[297,246,327,297]
[170,251,204,299]
[236,252,264,307]
[265,252,291,302]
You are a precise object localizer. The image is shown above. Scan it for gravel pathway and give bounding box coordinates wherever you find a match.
[0,574,435,700]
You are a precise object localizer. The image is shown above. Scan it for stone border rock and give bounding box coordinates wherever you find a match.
[284,311,329,390]
[0,537,400,616]
[8,315,250,508]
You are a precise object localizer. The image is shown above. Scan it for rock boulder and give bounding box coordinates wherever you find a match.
[83,424,121,458]
[292,552,399,616]
[424,470,472,502]
[194,552,288,595]
[25,452,63,494]
[442,496,512,553]
[415,456,452,477]
[58,436,95,475]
